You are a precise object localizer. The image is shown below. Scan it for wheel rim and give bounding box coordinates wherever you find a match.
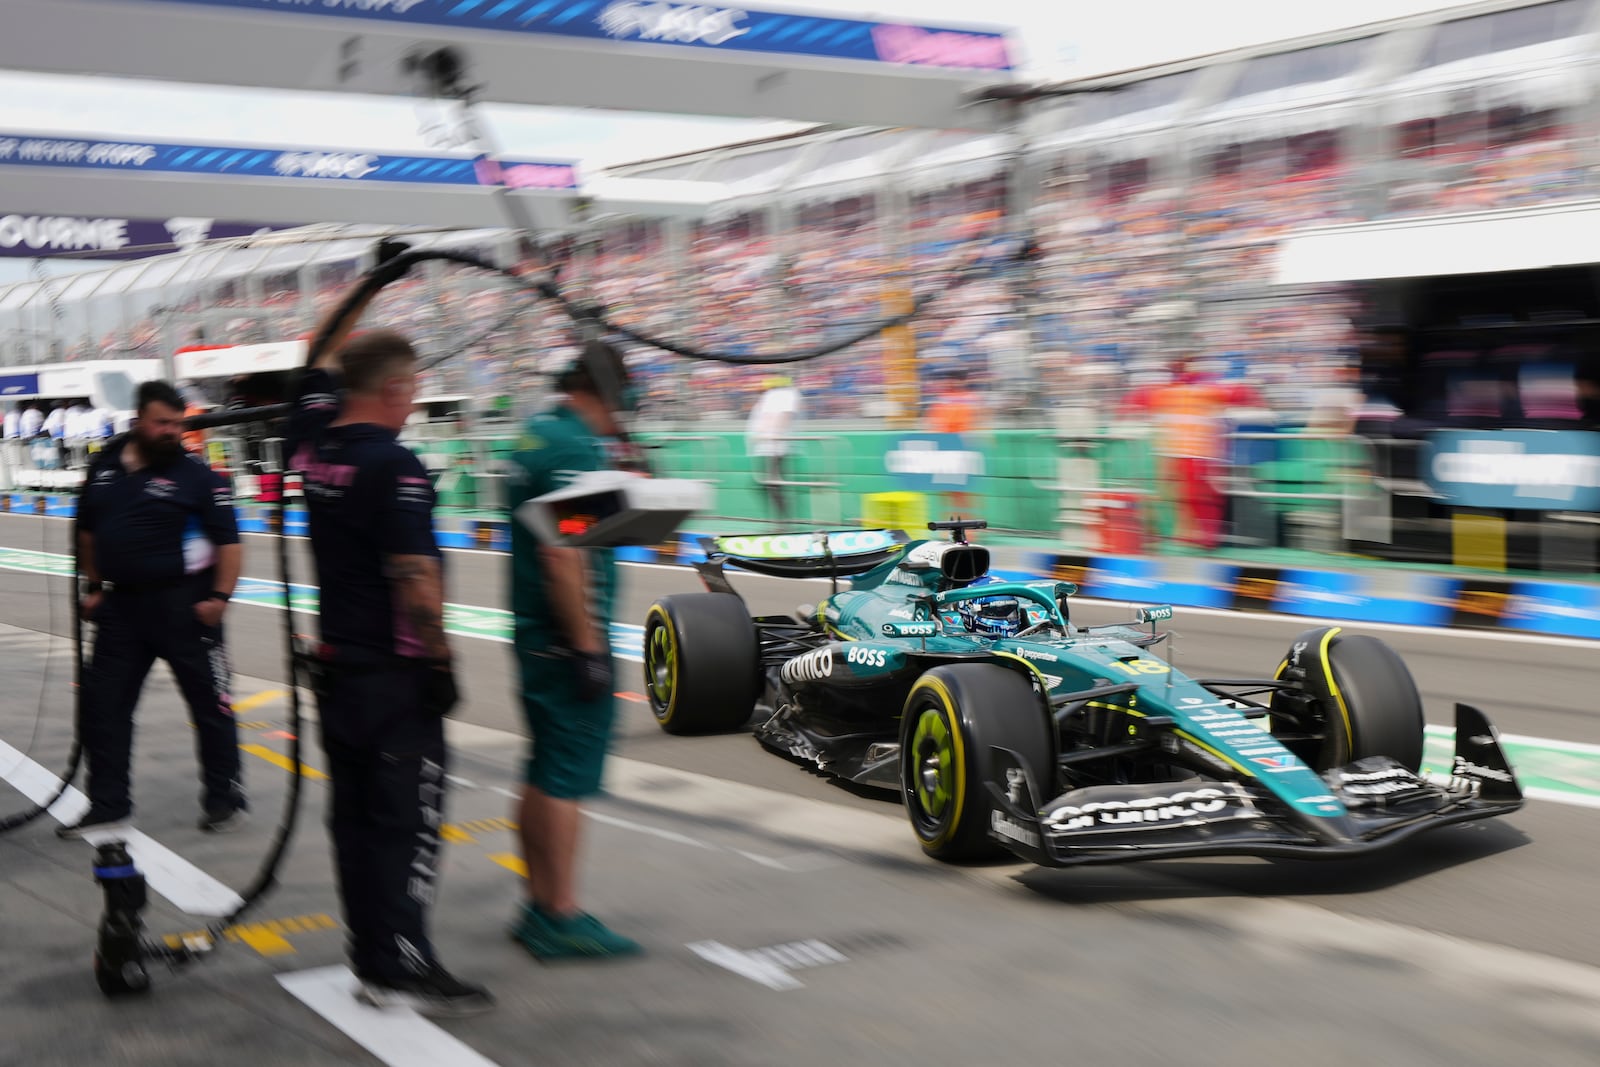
[645,618,677,720]
[909,705,954,833]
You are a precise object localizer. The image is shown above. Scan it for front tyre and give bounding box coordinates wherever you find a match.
[1271,627,1425,771]
[644,594,760,735]
[900,664,1053,863]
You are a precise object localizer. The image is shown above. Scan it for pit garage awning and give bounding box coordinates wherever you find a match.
[0,0,1018,133]
[1274,199,1600,285]
[0,130,726,231]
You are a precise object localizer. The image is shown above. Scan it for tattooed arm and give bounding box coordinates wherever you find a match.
[385,553,451,662]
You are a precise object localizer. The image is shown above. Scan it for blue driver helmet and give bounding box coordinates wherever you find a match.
[960,595,1022,638]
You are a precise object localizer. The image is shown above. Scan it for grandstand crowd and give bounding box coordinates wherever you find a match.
[6,94,1595,433]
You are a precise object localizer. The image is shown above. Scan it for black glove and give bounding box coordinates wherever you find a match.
[422,664,460,717]
[571,649,612,703]
[371,239,415,285]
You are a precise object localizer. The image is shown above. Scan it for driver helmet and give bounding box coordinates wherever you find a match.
[960,595,1022,638]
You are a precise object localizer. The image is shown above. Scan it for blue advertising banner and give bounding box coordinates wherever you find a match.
[0,132,579,190]
[1084,557,1241,610]
[127,0,1012,71]
[1427,429,1600,511]
[0,213,300,258]
[884,434,986,491]
[0,373,41,397]
[1502,580,1600,640]
[1270,568,1457,627]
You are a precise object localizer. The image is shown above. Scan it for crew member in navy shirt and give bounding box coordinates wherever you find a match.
[60,380,246,838]
[285,263,492,1019]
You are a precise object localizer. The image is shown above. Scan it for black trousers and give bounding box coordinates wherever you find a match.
[761,453,790,520]
[81,586,244,818]
[315,660,447,984]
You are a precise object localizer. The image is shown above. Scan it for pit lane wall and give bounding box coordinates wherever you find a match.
[4,489,1597,642]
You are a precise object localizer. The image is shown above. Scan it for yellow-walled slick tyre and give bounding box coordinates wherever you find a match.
[644,594,761,735]
[900,664,1052,863]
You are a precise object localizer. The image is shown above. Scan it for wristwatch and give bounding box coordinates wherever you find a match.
[84,580,103,595]
[204,591,230,603]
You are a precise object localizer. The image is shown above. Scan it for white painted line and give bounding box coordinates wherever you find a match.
[1083,597,1600,649]
[687,940,804,991]
[276,965,502,1067]
[1525,786,1600,811]
[583,809,717,851]
[731,849,799,871]
[1426,723,1600,761]
[687,937,848,990]
[0,737,244,917]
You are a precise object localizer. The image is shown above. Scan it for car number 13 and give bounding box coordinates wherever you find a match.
[846,646,889,668]
[1109,658,1170,676]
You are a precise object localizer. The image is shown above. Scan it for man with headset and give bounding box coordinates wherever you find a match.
[504,338,642,960]
[287,249,493,1016]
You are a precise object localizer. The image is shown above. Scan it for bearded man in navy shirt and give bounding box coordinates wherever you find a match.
[62,380,246,838]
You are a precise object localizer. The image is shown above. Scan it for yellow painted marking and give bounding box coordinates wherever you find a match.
[316,914,339,930]
[233,689,286,714]
[237,721,271,731]
[235,925,295,957]
[440,824,474,845]
[488,852,529,878]
[239,743,328,781]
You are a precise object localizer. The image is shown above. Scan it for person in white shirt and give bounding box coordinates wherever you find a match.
[2,405,19,440]
[90,406,117,439]
[43,404,66,441]
[65,402,92,440]
[20,403,44,439]
[745,375,802,523]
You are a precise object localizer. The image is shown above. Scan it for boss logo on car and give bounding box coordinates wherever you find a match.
[883,621,936,637]
[845,646,890,668]
[781,648,834,684]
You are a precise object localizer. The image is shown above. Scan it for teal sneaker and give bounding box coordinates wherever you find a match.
[509,903,642,961]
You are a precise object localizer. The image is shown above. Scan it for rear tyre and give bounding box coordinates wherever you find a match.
[1271,627,1424,771]
[900,664,1054,863]
[644,594,761,735]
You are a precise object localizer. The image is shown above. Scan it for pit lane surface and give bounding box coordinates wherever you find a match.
[3,512,1600,1065]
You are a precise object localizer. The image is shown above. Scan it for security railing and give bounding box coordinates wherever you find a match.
[5,425,1595,574]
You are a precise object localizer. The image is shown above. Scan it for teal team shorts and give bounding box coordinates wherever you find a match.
[517,646,617,799]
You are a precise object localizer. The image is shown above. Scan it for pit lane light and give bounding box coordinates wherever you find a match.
[515,469,712,548]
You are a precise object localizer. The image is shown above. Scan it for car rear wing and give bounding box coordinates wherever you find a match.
[696,529,909,580]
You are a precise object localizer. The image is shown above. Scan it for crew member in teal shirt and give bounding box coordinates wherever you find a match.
[504,340,640,960]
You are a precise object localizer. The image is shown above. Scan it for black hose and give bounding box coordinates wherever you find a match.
[0,468,93,834]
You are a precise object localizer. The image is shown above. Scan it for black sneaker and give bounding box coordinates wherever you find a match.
[56,807,133,840]
[198,804,248,834]
[356,963,495,1018]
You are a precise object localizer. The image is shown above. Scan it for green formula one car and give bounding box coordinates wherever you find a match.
[643,520,1523,865]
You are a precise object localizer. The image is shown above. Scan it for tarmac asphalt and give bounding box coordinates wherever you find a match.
[2,512,1599,1066]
